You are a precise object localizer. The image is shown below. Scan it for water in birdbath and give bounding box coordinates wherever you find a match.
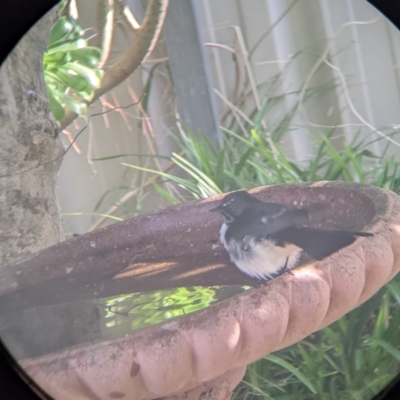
[0,285,250,360]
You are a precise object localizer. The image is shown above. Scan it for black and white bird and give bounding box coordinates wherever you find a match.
[210,190,373,281]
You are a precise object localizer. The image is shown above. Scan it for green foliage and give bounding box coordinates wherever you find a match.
[43,16,103,120]
[124,127,400,201]
[233,282,400,400]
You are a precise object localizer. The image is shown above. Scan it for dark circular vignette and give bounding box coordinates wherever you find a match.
[0,0,58,63]
[368,11,400,390]
[367,0,400,31]
[0,1,399,400]
[0,344,52,400]
[372,373,400,400]
[1,1,58,399]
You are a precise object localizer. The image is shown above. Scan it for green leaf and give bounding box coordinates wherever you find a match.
[234,147,254,176]
[64,62,103,87]
[373,337,400,363]
[78,87,95,102]
[92,154,170,161]
[141,64,160,114]
[253,97,270,131]
[152,183,180,204]
[215,148,225,188]
[47,89,65,120]
[360,149,380,159]
[69,47,102,67]
[48,67,89,92]
[171,153,222,195]
[43,51,69,65]
[387,281,400,305]
[266,354,317,394]
[47,37,88,54]
[122,163,200,196]
[47,17,78,48]
[53,90,87,115]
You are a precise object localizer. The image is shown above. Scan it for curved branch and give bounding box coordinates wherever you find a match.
[96,0,115,68]
[117,0,141,30]
[59,0,169,130]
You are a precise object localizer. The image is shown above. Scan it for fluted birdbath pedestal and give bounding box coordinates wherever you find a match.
[1,182,399,400]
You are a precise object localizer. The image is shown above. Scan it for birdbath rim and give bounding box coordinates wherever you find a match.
[3,181,400,400]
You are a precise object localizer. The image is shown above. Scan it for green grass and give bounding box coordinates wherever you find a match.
[233,281,400,400]
[124,126,400,200]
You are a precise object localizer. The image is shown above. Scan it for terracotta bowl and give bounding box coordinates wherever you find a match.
[1,182,399,400]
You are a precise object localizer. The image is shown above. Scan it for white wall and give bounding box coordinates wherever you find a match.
[198,0,400,156]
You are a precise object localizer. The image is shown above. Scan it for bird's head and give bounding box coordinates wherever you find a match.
[209,190,256,222]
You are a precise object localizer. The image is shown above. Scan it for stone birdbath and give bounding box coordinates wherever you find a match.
[0,181,399,400]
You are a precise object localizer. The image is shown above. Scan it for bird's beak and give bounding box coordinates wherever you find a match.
[209,205,222,212]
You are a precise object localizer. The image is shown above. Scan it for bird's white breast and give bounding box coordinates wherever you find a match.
[233,239,301,280]
[219,223,228,246]
[219,223,301,280]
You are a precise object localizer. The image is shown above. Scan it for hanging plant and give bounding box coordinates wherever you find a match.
[43,16,103,121]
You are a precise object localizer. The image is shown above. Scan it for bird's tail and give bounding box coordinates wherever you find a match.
[278,227,373,260]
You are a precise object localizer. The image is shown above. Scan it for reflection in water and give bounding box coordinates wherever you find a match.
[0,285,250,359]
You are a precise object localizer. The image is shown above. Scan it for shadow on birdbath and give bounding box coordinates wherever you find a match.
[1,181,399,400]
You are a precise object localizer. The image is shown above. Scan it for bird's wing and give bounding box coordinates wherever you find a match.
[274,227,371,259]
[226,204,308,242]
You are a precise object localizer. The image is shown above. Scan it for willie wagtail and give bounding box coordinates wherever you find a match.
[209,190,373,281]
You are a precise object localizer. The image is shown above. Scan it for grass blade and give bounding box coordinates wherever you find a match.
[266,354,317,394]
